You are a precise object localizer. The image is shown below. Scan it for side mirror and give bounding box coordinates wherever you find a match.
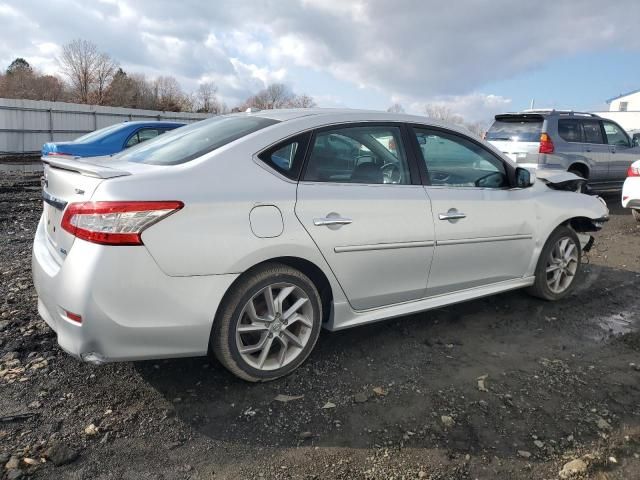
[515,167,535,188]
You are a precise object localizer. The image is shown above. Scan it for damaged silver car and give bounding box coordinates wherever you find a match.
[33,109,609,381]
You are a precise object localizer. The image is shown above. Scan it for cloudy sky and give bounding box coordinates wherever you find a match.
[2,0,640,122]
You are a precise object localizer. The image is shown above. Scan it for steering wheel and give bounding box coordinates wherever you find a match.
[382,163,402,184]
[474,171,505,188]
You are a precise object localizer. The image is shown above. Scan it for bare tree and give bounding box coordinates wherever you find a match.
[245,83,293,109]
[196,81,224,113]
[424,104,488,139]
[243,83,316,110]
[387,103,405,113]
[34,75,66,102]
[58,39,101,103]
[464,121,488,139]
[288,94,316,108]
[94,52,118,104]
[153,76,187,111]
[424,104,465,125]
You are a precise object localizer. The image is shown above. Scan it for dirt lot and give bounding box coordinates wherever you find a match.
[1,170,639,480]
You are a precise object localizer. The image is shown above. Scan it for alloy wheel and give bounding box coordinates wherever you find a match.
[235,283,314,371]
[545,236,579,294]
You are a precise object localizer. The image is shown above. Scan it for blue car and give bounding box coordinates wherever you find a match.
[41,121,185,158]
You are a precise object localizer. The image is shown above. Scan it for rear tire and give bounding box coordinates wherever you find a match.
[568,167,586,179]
[633,209,640,222]
[211,263,322,382]
[527,225,582,301]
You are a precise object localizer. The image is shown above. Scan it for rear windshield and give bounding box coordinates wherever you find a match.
[74,123,125,143]
[118,115,279,165]
[485,117,543,142]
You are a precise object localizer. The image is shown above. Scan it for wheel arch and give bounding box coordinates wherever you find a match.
[212,256,335,331]
[568,162,590,179]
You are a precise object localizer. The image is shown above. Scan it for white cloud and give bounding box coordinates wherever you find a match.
[406,93,513,124]
[2,0,640,110]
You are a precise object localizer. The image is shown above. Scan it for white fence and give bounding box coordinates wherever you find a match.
[0,98,211,155]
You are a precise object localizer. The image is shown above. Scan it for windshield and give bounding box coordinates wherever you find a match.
[119,115,279,165]
[486,117,543,142]
[74,123,126,143]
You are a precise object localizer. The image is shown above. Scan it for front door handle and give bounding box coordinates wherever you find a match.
[314,217,352,227]
[438,211,466,221]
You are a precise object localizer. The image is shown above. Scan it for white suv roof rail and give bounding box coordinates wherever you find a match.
[519,108,600,118]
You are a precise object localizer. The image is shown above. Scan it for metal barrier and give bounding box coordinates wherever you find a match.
[0,98,211,155]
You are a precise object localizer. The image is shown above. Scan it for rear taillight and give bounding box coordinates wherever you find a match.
[627,164,640,177]
[539,133,554,154]
[61,201,184,246]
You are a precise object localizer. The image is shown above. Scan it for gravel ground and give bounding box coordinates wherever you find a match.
[1,170,639,480]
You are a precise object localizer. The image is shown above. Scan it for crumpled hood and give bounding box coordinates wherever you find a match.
[535,170,587,192]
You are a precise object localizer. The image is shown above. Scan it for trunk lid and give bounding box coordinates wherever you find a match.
[41,157,131,264]
[486,114,544,164]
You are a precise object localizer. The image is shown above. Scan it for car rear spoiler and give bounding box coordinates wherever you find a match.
[41,156,131,179]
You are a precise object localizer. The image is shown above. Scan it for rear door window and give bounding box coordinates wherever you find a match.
[485,116,543,142]
[303,125,411,185]
[557,119,583,143]
[581,120,605,144]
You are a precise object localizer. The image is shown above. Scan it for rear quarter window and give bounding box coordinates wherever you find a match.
[558,119,582,143]
[258,133,310,180]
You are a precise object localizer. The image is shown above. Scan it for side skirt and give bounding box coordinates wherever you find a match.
[325,277,536,331]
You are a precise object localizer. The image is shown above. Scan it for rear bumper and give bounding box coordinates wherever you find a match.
[622,177,640,208]
[32,215,239,362]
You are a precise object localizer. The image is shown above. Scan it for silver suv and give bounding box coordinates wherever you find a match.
[486,110,640,190]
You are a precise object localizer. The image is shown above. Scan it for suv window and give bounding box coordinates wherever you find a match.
[581,120,605,144]
[303,125,411,185]
[602,121,630,147]
[258,133,309,180]
[485,116,543,142]
[558,119,582,143]
[413,128,508,188]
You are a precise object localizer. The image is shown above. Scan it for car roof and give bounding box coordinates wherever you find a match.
[118,121,186,127]
[230,108,473,136]
[495,110,601,119]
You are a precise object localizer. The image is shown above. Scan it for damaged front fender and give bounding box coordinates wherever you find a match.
[536,170,588,193]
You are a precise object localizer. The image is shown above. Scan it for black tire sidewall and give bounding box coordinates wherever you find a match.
[220,269,322,381]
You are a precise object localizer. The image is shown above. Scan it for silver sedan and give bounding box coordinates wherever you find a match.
[32,109,609,381]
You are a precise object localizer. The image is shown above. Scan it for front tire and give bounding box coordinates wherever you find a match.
[211,263,322,382]
[527,225,582,301]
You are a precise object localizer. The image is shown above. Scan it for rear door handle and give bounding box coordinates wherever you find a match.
[314,217,352,226]
[438,211,466,221]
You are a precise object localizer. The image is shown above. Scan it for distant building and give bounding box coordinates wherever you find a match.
[593,89,640,132]
[606,89,640,112]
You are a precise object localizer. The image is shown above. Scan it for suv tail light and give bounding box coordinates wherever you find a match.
[539,133,554,154]
[627,164,640,177]
[61,201,184,246]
